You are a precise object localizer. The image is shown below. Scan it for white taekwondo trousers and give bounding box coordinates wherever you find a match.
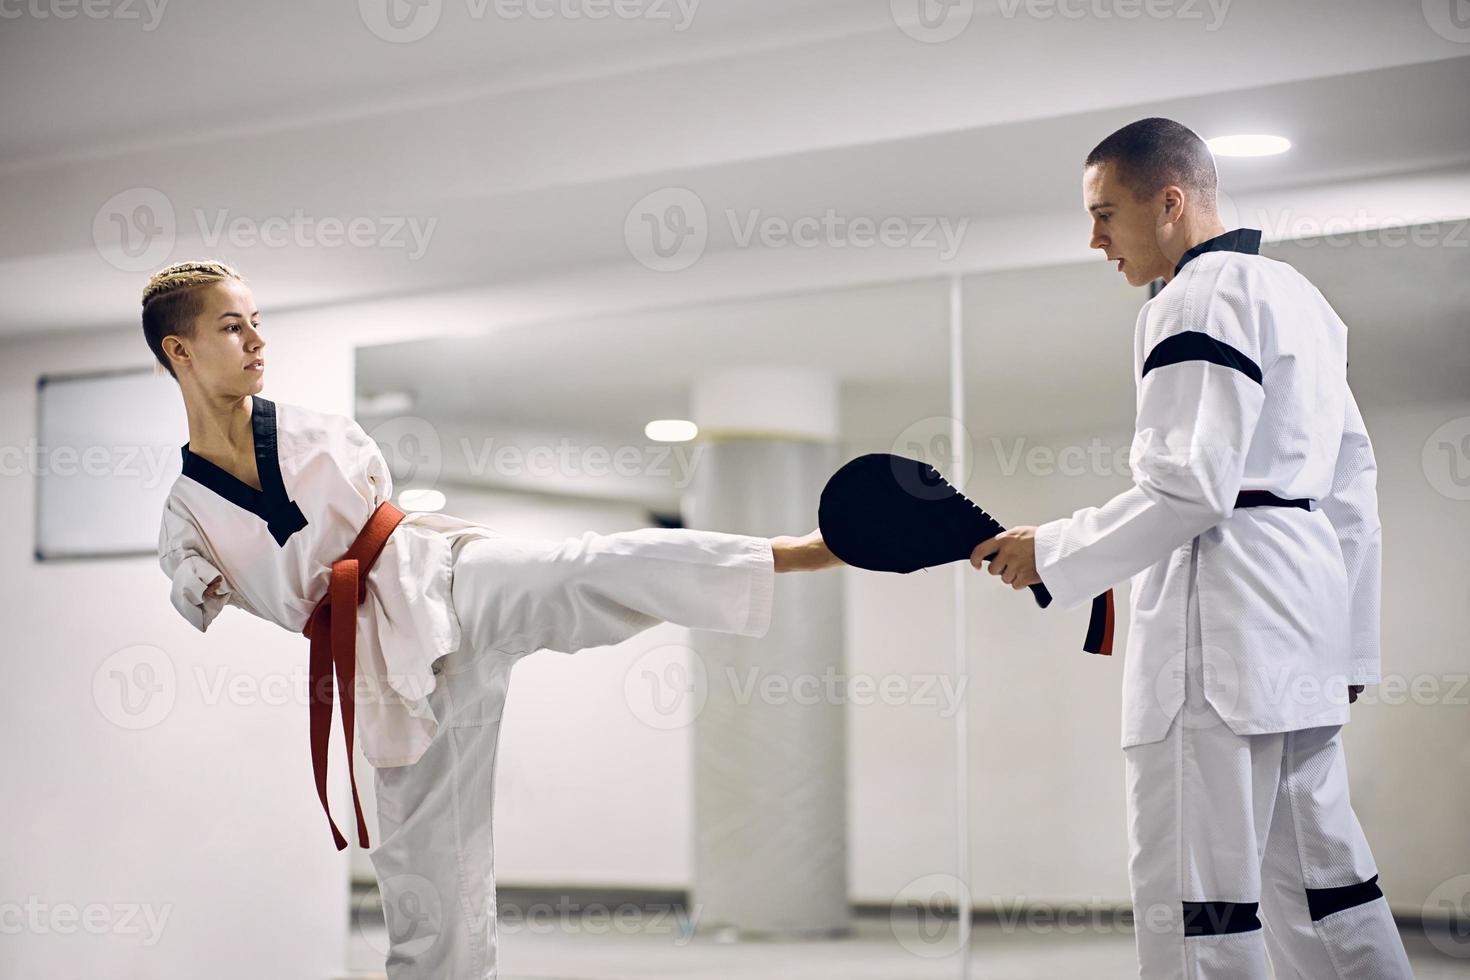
[1124,534,1413,980]
[367,527,775,980]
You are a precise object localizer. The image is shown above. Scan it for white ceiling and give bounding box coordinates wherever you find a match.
[2,1,1468,337]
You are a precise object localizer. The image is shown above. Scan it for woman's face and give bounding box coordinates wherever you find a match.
[173,279,266,394]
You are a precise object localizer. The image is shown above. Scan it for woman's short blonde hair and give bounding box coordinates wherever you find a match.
[141,260,246,381]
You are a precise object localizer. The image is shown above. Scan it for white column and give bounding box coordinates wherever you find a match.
[684,367,849,938]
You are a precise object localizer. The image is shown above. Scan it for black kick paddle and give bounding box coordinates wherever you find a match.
[817,453,1113,655]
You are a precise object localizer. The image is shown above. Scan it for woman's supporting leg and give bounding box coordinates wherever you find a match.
[368,649,514,979]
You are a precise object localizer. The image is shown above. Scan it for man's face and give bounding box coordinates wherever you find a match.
[1083,162,1172,288]
[170,279,266,392]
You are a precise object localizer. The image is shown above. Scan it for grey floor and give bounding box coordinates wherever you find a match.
[345,897,1470,979]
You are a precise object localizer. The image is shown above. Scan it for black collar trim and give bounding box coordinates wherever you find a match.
[180,396,309,547]
[1174,227,1262,277]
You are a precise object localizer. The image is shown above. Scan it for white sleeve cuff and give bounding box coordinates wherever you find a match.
[1033,517,1089,612]
[169,554,232,632]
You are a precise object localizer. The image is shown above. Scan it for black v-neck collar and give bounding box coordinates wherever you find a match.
[1174,227,1263,277]
[181,396,308,547]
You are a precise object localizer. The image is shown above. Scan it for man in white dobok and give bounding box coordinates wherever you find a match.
[972,117,1412,979]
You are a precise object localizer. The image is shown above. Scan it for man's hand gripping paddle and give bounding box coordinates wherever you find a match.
[817,453,1114,655]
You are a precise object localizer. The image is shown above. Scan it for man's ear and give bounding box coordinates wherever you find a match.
[1159,184,1185,223]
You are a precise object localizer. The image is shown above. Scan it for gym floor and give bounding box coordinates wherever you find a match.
[344,887,1470,979]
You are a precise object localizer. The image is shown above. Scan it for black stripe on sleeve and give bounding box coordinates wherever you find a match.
[1141,330,1263,386]
[1305,876,1383,921]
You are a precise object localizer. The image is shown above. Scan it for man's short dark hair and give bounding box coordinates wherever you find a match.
[1085,117,1217,205]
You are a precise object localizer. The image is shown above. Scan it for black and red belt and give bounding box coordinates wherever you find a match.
[1080,489,1314,658]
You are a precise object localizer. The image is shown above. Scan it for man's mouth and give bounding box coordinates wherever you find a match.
[1115,258,1125,273]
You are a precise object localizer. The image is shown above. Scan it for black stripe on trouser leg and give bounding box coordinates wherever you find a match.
[1141,331,1263,385]
[1305,875,1383,921]
[1181,901,1262,936]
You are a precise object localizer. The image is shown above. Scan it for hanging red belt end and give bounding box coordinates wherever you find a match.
[1082,588,1115,656]
[302,500,406,852]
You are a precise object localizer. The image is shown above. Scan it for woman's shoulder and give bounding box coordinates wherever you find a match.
[268,398,363,451]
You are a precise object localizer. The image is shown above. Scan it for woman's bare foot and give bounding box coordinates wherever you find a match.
[771,529,844,572]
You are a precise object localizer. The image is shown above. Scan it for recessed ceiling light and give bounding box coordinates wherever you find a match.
[645,419,698,442]
[1207,134,1291,157]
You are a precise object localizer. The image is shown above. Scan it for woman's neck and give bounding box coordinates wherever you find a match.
[184,391,254,456]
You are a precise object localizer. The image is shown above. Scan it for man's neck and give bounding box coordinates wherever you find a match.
[1161,220,1227,283]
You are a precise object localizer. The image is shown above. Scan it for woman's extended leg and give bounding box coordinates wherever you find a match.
[449,527,778,659]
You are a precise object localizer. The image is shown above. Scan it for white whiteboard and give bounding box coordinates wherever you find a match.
[35,368,187,560]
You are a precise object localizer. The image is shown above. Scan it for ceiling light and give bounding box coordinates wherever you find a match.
[645,419,698,442]
[1207,134,1291,157]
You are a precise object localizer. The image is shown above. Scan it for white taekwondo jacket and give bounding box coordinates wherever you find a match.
[1034,228,1383,747]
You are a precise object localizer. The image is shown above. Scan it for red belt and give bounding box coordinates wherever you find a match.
[1078,490,1315,659]
[300,500,406,851]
